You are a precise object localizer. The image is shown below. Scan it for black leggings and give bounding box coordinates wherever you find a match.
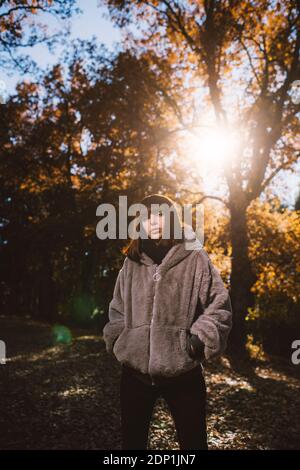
[120,365,208,450]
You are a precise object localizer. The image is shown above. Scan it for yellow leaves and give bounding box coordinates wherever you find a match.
[19,178,43,194]
[248,198,300,302]
[259,264,277,290]
[71,175,81,190]
[54,108,62,118]
[72,140,81,153]
[83,225,94,237]
[18,167,66,194]
[246,307,259,321]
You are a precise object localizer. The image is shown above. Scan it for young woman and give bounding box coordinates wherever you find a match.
[103,194,233,450]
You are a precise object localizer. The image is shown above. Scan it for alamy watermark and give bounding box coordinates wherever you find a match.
[0,340,6,365]
[95,196,204,249]
[291,340,300,365]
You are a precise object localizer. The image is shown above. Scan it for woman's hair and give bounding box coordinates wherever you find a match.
[122,194,184,263]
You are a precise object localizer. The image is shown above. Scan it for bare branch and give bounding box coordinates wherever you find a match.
[179,188,229,208]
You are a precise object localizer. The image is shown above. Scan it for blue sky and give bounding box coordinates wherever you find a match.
[1,0,121,94]
[1,0,299,208]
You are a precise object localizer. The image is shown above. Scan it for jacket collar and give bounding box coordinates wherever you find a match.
[140,225,203,274]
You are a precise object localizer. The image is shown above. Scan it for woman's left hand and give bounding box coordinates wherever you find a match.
[187,332,205,360]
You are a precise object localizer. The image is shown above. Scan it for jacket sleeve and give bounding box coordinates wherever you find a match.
[189,252,233,361]
[102,259,126,355]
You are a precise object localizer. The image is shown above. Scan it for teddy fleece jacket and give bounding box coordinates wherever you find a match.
[140,235,206,363]
[103,226,233,381]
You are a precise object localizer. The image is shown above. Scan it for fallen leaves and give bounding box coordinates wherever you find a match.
[0,316,299,450]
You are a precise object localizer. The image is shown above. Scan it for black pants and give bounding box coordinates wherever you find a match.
[120,365,208,450]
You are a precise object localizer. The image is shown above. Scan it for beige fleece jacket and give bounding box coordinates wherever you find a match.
[103,226,233,380]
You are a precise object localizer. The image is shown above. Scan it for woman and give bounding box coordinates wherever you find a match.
[103,194,233,450]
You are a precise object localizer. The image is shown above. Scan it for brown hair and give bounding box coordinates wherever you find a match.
[122,194,184,264]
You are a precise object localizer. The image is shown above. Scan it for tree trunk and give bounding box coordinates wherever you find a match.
[227,201,256,357]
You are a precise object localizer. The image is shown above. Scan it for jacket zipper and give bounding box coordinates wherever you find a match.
[149,264,159,386]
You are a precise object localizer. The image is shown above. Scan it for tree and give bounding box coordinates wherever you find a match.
[101,0,300,356]
[0,0,80,73]
[0,39,192,322]
[247,196,300,356]
[295,186,300,210]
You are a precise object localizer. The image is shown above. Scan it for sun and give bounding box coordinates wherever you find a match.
[185,124,241,173]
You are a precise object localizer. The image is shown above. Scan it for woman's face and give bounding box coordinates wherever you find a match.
[141,209,165,240]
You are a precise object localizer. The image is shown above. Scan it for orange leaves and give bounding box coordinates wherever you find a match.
[70,174,81,190]
[248,198,300,302]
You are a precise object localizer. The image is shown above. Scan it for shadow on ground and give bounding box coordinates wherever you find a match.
[0,316,299,449]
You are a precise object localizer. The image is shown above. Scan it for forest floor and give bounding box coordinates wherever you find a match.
[0,315,299,450]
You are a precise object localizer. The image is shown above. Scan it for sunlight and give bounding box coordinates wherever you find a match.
[185,124,241,173]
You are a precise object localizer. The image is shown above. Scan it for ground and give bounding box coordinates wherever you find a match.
[0,315,299,450]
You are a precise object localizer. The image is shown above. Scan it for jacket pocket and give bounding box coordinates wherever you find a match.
[179,329,188,355]
[112,325,150,375]
[149,326,199,377]
[179,329,199,361]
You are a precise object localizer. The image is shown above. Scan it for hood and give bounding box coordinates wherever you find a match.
[139,225,203,273]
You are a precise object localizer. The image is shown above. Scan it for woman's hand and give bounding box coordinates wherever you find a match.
[187,332,205,360]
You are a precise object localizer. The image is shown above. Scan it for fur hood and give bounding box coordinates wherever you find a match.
[103,226,232,384]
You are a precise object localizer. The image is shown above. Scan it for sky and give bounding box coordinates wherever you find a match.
[1,0,122,94]
[1,0,299,209]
